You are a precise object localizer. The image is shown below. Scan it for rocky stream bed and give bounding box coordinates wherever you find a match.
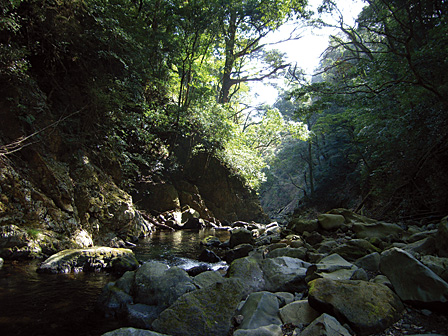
[1,209,448,336]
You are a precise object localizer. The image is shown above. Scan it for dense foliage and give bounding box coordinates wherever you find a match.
[261,0,448,220]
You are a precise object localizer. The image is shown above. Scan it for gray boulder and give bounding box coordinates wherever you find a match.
[125,303,161,329]
[238,291,282,330]
[420,255,448,282]
[332,239,380,261]
[152,278,245,336]
[308,278,404,335]
[380,248,448,305]
[300,313,351,336]
[287,218,319,234]
[265,246,307,260]
[260,256,310,292]
[225,244,254,263]
[37,247,138,274]
[279,300,320,325]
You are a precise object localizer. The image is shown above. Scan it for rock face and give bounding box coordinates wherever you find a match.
[37,247,138,274]
[380,248,448,305]
[151,278,245,336]
[308,278,404,335]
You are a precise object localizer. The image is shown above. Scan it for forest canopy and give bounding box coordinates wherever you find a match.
[1,0,447,220]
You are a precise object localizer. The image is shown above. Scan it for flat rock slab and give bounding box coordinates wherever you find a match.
[37,247,138,274]
[308,278,404,335]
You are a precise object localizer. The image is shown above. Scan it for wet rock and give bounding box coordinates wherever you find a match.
[279,300,320,325]
[126,303,161,329]
[225,244,254,263]
[102,327,169,336]
[181,217,206,230]
[308,278,404,335]
[230,228,254,248]
[260,256,310,292]
[37,247,138,274]
[198,249,221,263]
[152,278,246,336]
[186,264,211,276]
[233,324,282,336]
[435,216,448,257]
[97,282,134,318]
[300,313,351,336]
[318,214,345,230]
[237,291,282,330]
[200,235,222,247]
[380,248,448,305]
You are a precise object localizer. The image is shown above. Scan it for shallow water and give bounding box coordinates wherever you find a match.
[0,229,229,336]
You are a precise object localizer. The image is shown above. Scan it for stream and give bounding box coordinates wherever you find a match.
[0,229,230,336]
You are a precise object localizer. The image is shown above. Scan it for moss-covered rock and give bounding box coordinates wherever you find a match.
[308,278,404,335]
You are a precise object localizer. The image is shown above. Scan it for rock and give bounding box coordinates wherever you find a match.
[306,253,359,282]
[300,313,352,336]
[328,208,376,224]
[303,231,324,245]
[182,217,206,230]
[102,327,169,336]
[233,324,283,336]
[332,239,380,261]
[97,282,134,318]
[279,300,320,325]
[420,255,448,282]
[186,264,210,276]
[274,292,295,307]
[225,244,254,263]
[238,291,282,330]
[0,257,3,269]
[380,248,448,305]
[201,235,222,247]
[37,247,138,274]
[265,246,307,260]
[371,274,393,288]
[352,222,404,240]
[318,214,345,230]
[230,228,254,248]
[287,218,319,234]
[135,182,180,213]
[435,216,448,257]
[260,256,310,292]
[133,261,196,308]
[126,303,161,329]
[406,229,437,243]
[0,224,29,249]
[152,278,246,336]
[193,270,224,289]
[198,249,221,263]
[308,278,404,335]
[355,252,380,272]
[227,256,266,295]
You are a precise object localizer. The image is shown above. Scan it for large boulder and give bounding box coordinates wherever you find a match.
[237,291,282,330]
[152,278,246,336]
[287,218,319,234]
[102,327,169,336]
[308,278,404,335]
[37,247,138,274]
[265,246,307,260]
[233,325,283,336]
[260,256,310,292]
[380,248,448,305]
[332,239,380,261]
[318,214,345,230]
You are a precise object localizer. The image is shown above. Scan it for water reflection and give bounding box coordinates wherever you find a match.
[0,229,230,336]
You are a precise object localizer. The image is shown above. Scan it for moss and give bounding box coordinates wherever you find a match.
[26,228,41,239]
